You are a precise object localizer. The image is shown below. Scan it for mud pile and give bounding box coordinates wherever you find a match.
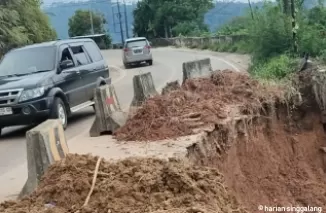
[114,70,285,141]
[188,112,326,211]
[4,69,326,213]
[117,67,326,211]
[186,68,326,211]
[1,154,244,213]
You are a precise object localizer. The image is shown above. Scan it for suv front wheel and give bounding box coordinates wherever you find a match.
[50,97,68,129]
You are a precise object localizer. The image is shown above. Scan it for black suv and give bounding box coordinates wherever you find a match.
[0,38,110,135]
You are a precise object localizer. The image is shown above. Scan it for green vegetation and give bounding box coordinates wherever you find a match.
[186,0,326,80]
[68,9,112,48]
[207,40,252,54]
[132,0,315,80]
[132,0,213,38]
[0,0,57,56]
[249,55,297,79]
[68,10,106,37]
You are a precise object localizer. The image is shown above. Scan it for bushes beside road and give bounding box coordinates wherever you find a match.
[171,1,326,81]
[187,40,297,80]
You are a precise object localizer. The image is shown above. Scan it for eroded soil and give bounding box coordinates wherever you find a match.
[114,70,284,141]
[1,155,244,213]
[2,69,326,213]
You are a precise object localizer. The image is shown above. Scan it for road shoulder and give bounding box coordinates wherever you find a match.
[155,47,251,72]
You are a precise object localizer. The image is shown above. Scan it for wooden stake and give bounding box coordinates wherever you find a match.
[83,157,102,207]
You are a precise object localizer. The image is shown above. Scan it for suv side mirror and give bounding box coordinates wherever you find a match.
[149,41,152,46]
[59,59,74,71]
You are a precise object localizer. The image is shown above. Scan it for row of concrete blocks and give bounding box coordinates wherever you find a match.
[19,57,213,199]
[89,57,213,136]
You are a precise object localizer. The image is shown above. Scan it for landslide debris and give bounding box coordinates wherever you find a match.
[3,68,325,213]
[1,154,245,213]
[114,70,285,141]
[186,66,326,212]
[188,110,326,212]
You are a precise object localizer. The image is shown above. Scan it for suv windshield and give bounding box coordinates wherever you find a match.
[0,46,56,77]
[126,39,147,48]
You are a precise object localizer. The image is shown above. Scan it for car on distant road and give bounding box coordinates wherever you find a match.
[122,37,153,69]
[0,38,110,136]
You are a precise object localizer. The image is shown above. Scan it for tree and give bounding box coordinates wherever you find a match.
[133,0,213,38]
[68,9,107,37]
[172,21,209,36]
[0,0,56,55]
[216,16,251,35]
[17,0,57,43]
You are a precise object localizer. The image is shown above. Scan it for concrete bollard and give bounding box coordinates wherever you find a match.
[89,84,128,137]
[182,58,213,84]
[19,119,69,198]
[130,72,158,107]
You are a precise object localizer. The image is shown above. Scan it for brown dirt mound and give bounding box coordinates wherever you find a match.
[114,70,285,141]
[1,154,245,213]
[186,67,326,212]
[197,110,326,212]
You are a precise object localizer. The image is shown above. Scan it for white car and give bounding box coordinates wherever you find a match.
[122,37,153,69]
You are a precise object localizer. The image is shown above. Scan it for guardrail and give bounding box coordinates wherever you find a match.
[150,35,248,48]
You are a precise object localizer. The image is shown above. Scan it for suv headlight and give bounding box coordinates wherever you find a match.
[19,87,45,102]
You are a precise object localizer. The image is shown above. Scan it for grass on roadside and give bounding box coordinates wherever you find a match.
[249,54,297,80]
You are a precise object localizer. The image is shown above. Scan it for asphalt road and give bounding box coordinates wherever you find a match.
[0,47,249,202]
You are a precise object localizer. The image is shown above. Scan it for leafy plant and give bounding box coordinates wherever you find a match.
[133,0,213,38]
[210,0,326,79]
[249,54,296,80]
[0,0,56,56]
[318,49,326,64]
[68,10,108,37]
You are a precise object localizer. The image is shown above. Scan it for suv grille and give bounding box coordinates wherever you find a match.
[0,89,22,106]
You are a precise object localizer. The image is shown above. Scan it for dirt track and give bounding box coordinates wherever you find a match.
[2,68,326,212]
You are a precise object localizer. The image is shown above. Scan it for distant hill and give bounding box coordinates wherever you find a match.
[43,0,320,43]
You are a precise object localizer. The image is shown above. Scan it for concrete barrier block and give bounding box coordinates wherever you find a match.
[90,84,128,137]
[182,58,213,83]
[19,119,68,198]
[130,72,158,107]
